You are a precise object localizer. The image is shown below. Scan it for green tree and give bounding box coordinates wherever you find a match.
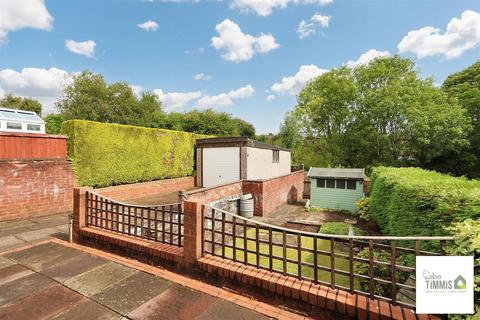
[442,60,480,177]
[290,56,471,172]
[44,114,64,134]
[56,71,165,127]
[0,94,43,115]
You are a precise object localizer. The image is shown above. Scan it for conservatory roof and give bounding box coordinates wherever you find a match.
[307,167,365,179]
[0,107,44,124]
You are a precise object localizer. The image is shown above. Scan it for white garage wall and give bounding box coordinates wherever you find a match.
[246,147,290,180]
[202,147,240,187]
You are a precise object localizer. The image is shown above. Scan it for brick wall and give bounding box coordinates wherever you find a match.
[96,176,195,201]
[185,171,304,216]
[0,159,74,221]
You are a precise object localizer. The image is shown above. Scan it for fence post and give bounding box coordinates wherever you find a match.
[72,187,92,243]
[182,200,203,265]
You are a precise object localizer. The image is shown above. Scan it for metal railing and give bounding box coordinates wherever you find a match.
[85,191,183,247]
[202,205,454,309]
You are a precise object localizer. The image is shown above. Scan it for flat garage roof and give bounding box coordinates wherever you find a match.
[195,137,290,152]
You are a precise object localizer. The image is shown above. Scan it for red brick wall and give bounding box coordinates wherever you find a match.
[0,159,74,221]
[186,181,242,204]
[96,176,195,201]
[186,171,304,216]
[257,171,304,216]
[0,132,67,160]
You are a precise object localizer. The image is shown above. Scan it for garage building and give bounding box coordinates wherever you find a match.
[195,137,291,187]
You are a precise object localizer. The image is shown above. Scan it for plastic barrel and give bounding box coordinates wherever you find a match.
[240,194,254,218]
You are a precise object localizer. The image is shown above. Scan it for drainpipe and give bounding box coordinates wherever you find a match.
[68,213,73,243]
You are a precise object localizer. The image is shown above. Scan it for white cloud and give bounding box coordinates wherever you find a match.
[194,73,212,81]
[345,49,391,68]
[231,0,332,16]
[65,39,96,58]
[153,89,202,110]
[211,19,279,62]
[0,67,74,113]
[196,85,255,108]
[0,0,53,44]
[271,64,327,96]
[298,13,331,39]
[397,10,480,59]
[266,94,275,102]
[137,20,159,31]
[130,85,144,98]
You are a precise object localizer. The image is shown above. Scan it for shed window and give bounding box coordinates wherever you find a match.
[272,150,279,163]
[6,122,22,130]
[336,179,346,189]
[347,180,356,190]
[326,179,335,188]
[316,178,325,188]
[27,124,41,131]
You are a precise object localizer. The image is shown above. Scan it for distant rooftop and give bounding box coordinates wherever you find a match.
[307,167,365,179]
[195,137,290,152]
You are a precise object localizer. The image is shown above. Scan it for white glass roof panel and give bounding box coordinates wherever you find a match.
[18,111,43,122]
[0,109,23,120]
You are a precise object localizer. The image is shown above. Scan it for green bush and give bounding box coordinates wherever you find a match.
[446,219,480,319]
[62,120,209,187]
[369,167,480,239]
[319,222,365,236]
[356,197,372,221]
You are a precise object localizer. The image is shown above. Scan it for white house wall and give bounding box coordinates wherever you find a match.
[246,147,290,180]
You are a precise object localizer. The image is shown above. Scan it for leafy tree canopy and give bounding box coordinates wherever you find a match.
[281,56,472,174]
[0,94,43,116]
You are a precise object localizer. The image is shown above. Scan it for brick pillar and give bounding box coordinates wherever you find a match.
[182,200,203,265]
[72,187,92,243]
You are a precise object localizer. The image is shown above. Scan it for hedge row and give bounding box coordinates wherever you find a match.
[369,167,480,237]
[62,120,209,187]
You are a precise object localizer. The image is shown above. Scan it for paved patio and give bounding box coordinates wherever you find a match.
[0,241,272,320]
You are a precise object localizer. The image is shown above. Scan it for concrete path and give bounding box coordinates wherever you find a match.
[0,241,272,320]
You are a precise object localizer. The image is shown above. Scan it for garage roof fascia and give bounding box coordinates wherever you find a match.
[195,137,290,152]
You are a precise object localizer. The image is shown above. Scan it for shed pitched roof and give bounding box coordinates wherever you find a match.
[307,167,365,179]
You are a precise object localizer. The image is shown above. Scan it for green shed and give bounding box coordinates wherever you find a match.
[307,167,365,212]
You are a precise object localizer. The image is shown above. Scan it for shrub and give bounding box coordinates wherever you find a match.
[319,222,365,236]
[356,197,372,221]
[62,120,209,187]
[369,167,480,240]
[446,219,480,319]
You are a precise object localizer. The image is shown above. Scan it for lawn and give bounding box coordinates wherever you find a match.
[219,228,359,289]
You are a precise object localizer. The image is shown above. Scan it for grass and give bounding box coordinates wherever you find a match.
[218,229,359,289]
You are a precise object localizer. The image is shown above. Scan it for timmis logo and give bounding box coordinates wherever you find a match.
[423,270,467,290]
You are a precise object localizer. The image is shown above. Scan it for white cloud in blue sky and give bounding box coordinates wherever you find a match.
[0,0,479,133]
[0,0,53,44]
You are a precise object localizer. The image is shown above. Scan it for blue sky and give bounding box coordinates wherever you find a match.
[0,0,479,133]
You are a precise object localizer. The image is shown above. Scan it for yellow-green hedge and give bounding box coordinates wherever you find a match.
[62,120,209,187]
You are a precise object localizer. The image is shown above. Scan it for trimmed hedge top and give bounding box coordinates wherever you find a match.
[369,166,480,238]
[62,120,209,187]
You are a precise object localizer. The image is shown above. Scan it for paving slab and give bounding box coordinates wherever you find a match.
[51,298,122,320]
[0,256,15,270]
[15,226,65,242]
[0,235,26,251]
[41,251,108,283]
[0,264,34,286]
[0,272,54,305]
[4,242,80,271]
[198,299,271,320]
[64,262,138,297]
[128,284,217,320]
[0,284,83,320]
[92,271,171,315]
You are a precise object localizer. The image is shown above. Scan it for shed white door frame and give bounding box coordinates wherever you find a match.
[202,147,240,187]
